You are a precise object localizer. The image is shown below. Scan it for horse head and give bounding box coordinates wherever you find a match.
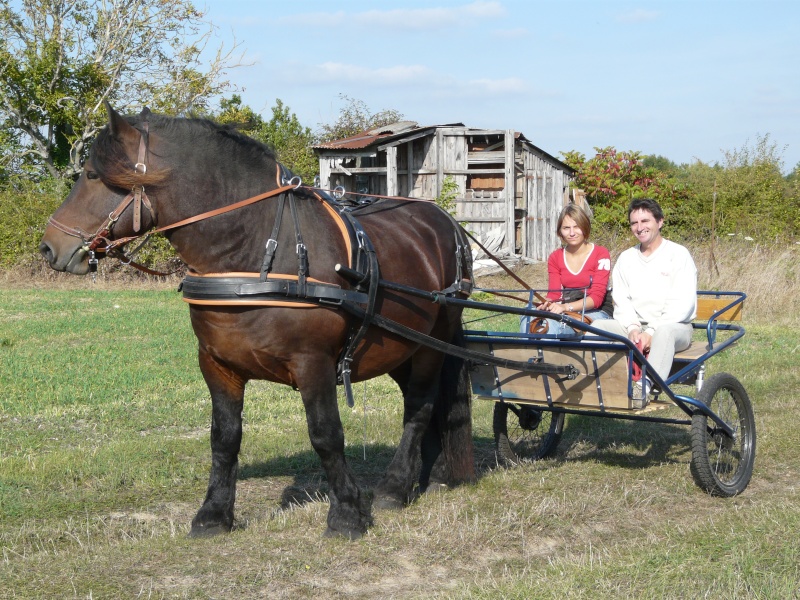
[39,103,168,274]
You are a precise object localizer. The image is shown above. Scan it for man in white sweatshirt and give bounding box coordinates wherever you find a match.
[591,198,697,406]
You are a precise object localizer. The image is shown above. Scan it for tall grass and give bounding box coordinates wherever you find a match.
[691,238,800,325]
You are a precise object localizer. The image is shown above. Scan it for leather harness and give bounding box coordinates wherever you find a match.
[50,118,475,404]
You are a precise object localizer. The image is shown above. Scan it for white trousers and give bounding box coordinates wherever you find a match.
[589,320,693,382]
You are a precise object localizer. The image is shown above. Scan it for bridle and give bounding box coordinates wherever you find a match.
[46,121,298,274]
[47,122,153,261]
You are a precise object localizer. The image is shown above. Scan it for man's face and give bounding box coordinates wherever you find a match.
[629,208,663,248]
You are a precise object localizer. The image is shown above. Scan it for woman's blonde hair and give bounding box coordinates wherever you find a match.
[556,203,592,240]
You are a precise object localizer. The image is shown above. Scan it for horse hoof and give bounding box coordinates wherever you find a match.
[188,522,231,538]
[372,494,405,511]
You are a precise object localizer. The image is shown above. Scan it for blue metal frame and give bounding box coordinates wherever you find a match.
[462,289,746,436]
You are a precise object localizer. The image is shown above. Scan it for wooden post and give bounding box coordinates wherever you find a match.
[406,142,414,196]
[504,129,515,255]
[436,129,443,198]
[318,155,331,189]
[386,146,398,196]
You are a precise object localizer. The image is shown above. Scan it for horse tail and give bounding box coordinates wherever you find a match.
[422,320,476,486]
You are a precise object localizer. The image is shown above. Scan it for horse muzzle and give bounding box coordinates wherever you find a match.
[39,231,94,275]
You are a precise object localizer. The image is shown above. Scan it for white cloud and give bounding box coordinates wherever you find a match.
[276,60,535,98]
[290,62,530,96]
[279,1,506,30]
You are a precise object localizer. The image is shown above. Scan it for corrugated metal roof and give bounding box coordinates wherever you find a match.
[313,121,461,150]
[313,122,573,172]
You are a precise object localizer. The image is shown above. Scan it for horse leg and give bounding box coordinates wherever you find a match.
[190,350,245,537]
[419,413,447,492]
[416,365,449,491]
[373,349,443,509]
[380,321,476,505]
[424,323,476,489]
[295,359,373,539]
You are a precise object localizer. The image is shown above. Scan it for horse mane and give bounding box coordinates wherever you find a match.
[91,112,279,189]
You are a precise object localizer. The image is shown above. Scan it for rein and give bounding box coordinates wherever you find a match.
[47,118,297,275]
[106,181,297,253]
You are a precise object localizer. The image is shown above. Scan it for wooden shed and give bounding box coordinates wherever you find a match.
[313,122,577,263]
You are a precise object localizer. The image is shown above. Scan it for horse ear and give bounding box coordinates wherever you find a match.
[140,107,151,120]
[104,101,139,143]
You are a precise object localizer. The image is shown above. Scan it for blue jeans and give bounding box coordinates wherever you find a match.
[520,310,610,337]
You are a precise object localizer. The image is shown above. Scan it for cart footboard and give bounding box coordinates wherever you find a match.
[467,339,636,411]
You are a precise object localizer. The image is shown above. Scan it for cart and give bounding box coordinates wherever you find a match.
[335,265,755,498]
[463,289,754,497]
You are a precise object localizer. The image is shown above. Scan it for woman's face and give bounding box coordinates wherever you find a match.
[559,215,585,247]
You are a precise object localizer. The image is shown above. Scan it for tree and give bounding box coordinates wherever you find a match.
[713,134,794,238]
[643,154,680,176]
[0,0,241,180]
[563,136,799,242]
[316,94,404,142]
[560,147,692,235]
[255,99,318,183]
[215,95,318,183]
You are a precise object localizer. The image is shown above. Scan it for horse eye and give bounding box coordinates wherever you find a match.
[86,171,99,180]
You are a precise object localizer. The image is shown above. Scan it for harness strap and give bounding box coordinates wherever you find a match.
[260,193,287,281]
[106,183,297,253]
[181,275,369,305]
[132,121,150,232]
[288,192,308,298]
[338,303,577,379]
[335,211,380,407]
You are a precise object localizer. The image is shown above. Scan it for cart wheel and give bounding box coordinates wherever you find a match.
[690,372,756,497]
[493,402,564,465]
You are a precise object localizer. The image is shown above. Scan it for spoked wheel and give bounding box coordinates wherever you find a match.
[493,402,564,465]
[690,372,756,497]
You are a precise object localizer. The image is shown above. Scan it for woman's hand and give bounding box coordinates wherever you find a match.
[539,300,566,314]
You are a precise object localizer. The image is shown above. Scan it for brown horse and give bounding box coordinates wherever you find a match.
[39,104,475,539]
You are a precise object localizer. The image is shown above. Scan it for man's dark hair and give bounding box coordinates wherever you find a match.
[628,198,664,222]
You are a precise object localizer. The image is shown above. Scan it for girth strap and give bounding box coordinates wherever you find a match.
[181,275,369,305]
[335,210,380,407]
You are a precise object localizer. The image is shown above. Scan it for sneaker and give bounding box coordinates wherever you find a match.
[632,378,652,409]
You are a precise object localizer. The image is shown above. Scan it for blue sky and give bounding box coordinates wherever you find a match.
[200,0,799,173]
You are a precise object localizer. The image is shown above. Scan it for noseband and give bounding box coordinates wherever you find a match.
[47,122,152,256]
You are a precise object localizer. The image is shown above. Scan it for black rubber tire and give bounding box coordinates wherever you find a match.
[690,372,756,497]
[493,402,564,465]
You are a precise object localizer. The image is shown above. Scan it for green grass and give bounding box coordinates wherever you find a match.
[1,285,799,599]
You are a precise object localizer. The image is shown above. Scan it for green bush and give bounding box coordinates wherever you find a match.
[0,177,180,272]
[0,177,68,268]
